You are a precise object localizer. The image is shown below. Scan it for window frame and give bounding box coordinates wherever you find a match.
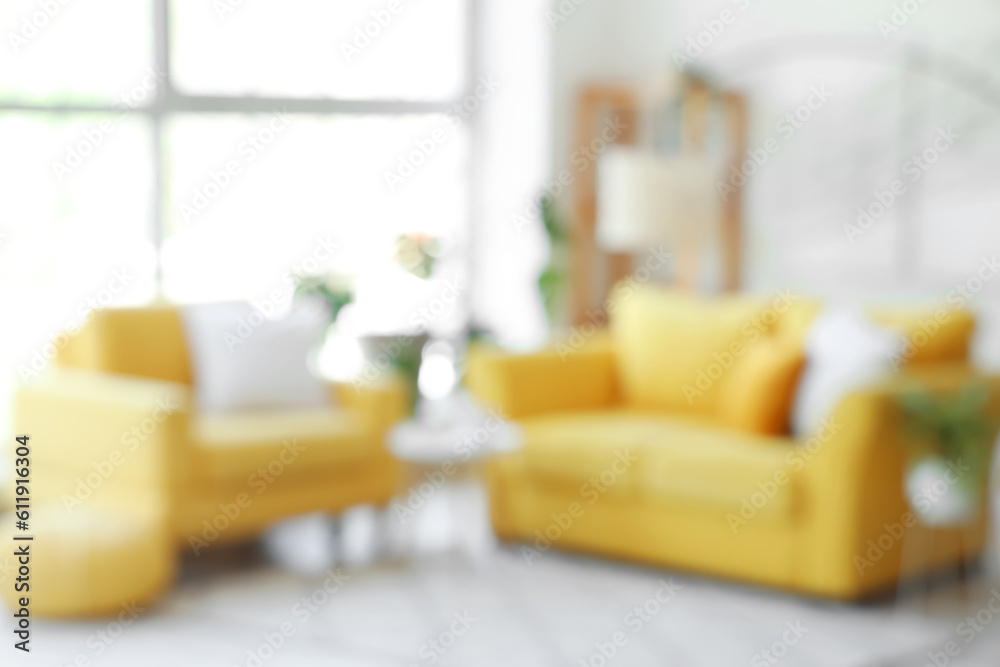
[0,0,481,294]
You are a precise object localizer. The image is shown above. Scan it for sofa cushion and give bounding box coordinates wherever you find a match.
[767,301,975,368]
[868,308,975,366]
[638,424,799,526]
[190,407,374,482]
[716,335,805,435]
[772,299,823,349]
[181,300,329,413]
[517,410,799,525]
[791,307,901,438]
[610,286,795,415]
[517,410,658,497]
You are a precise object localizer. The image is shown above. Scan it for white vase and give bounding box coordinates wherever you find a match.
[905,457,979,527]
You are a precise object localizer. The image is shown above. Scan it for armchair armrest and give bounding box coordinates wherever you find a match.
[331,374,409,437]
[795,362,1000,596]
[465,334,619,419]
[14,368,190,510]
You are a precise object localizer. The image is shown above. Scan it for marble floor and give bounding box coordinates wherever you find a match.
[20,507,1000,667]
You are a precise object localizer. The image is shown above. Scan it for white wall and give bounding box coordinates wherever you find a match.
[551,0,676,198]
[548,0,1000,367]
[472,0,553,349]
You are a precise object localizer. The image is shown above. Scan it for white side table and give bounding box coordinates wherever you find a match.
[386,391,521,562]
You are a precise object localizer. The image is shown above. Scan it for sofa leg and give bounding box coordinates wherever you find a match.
[327,504,402,567]
[328,513,344,565]
[374,502,409,560]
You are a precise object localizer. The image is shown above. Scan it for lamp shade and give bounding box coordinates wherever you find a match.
[596,146,718,253]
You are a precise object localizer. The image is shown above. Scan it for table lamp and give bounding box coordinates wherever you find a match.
[596,146,719,288]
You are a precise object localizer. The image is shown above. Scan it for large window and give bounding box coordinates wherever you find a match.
[0,0,478,439]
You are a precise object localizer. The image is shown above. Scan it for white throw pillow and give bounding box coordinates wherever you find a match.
[181,299,330,413]
[791,307,902,438]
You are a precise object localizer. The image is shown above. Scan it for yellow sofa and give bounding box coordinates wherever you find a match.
[467,286,997,600]
[5,306,405,616]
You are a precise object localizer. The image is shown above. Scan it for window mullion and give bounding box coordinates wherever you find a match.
[152,0,171,297]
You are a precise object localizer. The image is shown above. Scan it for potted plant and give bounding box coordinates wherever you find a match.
[897,383,994,526]
[293,272,354,323]
[537,194,569,325]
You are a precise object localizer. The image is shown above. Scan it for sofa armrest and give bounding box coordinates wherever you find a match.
[331,374,409,437]
[464,335,619,419]
[14,368,190,509]
[795,362,1000,595]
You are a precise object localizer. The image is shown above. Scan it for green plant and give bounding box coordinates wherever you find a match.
[538,193,569,322]
[293,274,354,324]
[897,383,994,494]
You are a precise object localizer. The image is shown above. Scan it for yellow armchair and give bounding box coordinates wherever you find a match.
[5,306,405,616]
